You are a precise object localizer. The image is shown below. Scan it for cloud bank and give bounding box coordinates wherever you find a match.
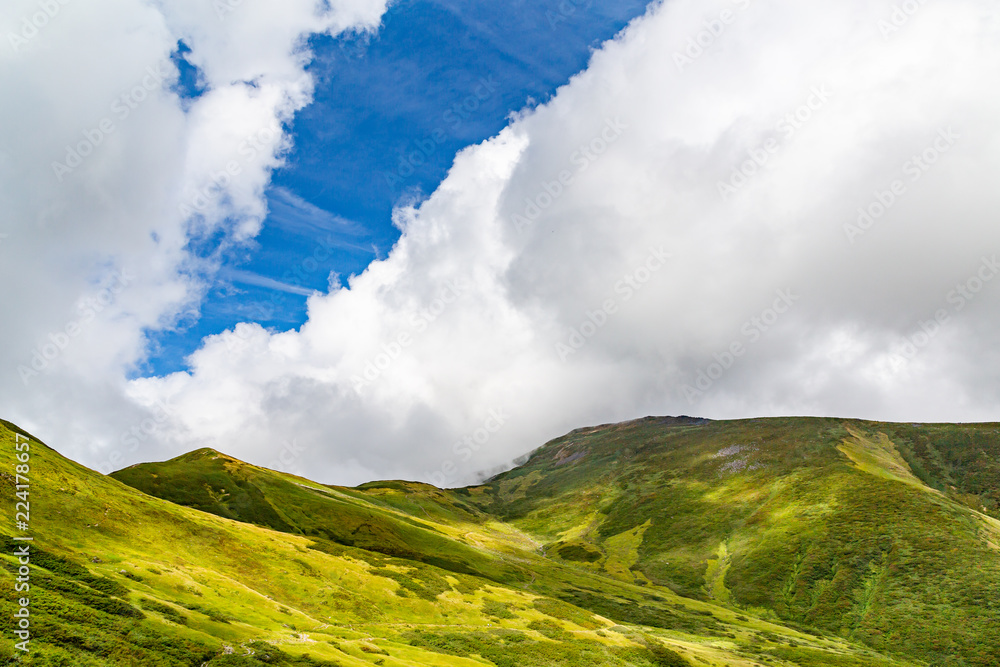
[3,0,1000,486]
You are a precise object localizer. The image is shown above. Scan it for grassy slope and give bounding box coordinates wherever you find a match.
[468,417,1000,667]
[876,422,1000,518]
[0,420,632,666]
[109,442,913,666]
[0,420,919,666]
[110,449,510,581]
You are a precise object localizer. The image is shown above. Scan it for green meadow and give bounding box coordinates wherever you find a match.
[1,415,997,666]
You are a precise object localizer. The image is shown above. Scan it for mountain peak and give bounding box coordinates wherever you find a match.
[170,446,242,464]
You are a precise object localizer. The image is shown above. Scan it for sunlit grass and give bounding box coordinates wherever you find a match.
[3,415,996,665]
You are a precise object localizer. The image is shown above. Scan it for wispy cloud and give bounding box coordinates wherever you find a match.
[267,187,370,253]
[222,268,318,297]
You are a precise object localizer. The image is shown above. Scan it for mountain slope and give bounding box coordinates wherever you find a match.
[0,417,923,666]
[0,420,661,666]
[111,448,508,581]
[468,416,1000,666]
[108,443,821,652]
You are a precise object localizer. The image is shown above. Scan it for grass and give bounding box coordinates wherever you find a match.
[469,416,1000,666]
[702,541,731,604]
[4,415,993,665]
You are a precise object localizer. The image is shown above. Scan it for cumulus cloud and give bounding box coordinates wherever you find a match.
[0,0,387,456]
[4,0,1000,486]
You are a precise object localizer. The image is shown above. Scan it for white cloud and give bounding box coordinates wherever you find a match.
[0,0,387,459]
[4,0,1000,486]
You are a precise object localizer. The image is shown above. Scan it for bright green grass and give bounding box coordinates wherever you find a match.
[470,416,1000,666]
[0,416,971,666]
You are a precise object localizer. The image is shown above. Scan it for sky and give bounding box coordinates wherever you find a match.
[143,0,650,375]
[2,0,1000,487]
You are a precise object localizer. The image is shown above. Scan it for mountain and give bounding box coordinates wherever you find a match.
[0,416,995,666]
[468,416,1000,665]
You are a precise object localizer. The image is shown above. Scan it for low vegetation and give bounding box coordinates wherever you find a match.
[2,415,996,665]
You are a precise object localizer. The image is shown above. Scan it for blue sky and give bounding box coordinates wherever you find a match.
[7,0,998,480]
[144,0,650,376]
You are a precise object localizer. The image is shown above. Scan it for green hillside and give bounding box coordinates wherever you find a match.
[1,415,995,666]
[108,439,864,663]
[110,448,508,581]
[468,416,1000,666]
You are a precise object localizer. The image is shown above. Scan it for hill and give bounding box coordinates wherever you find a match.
[0,415,993,665]
[467,416,1000,665]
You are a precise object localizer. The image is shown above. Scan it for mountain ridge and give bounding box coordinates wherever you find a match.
[3,415,998,665]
